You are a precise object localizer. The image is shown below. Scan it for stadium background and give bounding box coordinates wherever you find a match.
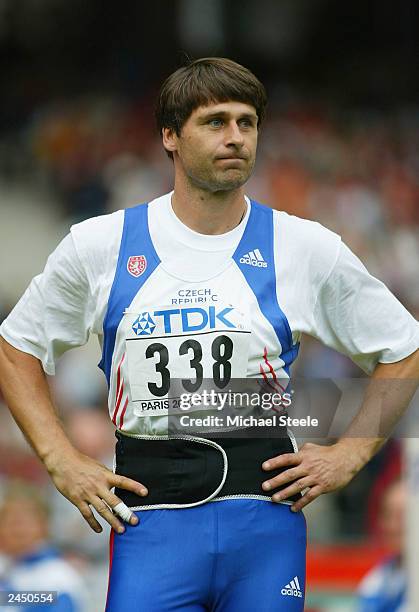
[0,1,418,610]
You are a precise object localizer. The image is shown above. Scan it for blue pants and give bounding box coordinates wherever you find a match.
[106,499,306,611]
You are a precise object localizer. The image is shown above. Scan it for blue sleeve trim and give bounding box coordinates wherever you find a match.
[232,200,299,375]
[99,203,161,385]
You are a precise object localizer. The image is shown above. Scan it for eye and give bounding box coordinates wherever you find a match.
[239,118,254,129]
[208,118,223,128]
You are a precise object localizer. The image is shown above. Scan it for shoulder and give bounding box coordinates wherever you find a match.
[274,209,341,250]
[35,557,89,609]
[358,558,404,596]
[70,209,125,254]
[69,200,160,291]
[70,199,159,257]
[69,209,125,287]
[272,208,342,286]
[249,200,341,251]
[40,556,85,590]
[14,551,86,594]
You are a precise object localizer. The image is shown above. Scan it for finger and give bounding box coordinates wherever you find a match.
[291,485,323,512]
[271,477,314,503]
[262,453,301,471]
[112,501,139,527]
[78,501,103,533]
[102,492,139,526]
[262,467,305,492]
[90,496,125,534]
[111,474,148,497]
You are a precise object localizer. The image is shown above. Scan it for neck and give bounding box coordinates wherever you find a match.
[171,176,247,235]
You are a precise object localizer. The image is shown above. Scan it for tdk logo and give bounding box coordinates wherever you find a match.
[132,307,235,336]
[281,576,303,598]
[239,248,268,268]
[132,312,156,336]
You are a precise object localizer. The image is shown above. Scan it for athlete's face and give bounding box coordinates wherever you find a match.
[164,101,258,192]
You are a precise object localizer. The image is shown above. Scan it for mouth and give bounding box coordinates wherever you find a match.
[216,156,247,161]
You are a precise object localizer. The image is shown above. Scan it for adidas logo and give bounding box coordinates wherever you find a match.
[239,248,268,268]
[281,576,303,598]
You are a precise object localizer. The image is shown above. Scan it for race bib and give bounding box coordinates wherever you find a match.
[124,304,251,416]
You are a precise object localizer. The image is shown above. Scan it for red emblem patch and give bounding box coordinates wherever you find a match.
[127,255,147,278]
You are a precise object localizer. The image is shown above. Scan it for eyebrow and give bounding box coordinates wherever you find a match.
[198,110,258,122]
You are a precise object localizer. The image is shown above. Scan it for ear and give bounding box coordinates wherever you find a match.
[162,127,178,155]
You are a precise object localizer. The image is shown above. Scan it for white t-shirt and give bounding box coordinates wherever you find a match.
[0,546,89,611]
[357,557,406,612]
[1,193,418,434]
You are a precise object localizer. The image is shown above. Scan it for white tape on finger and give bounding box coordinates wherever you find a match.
[113,501,133,522]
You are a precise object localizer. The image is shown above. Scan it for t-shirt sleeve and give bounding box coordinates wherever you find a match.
[0,233,95,375]
[312,241,419,374]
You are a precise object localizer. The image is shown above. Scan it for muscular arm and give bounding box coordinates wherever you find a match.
[0,337,147,532]
[262,349,419,511]
[332,350,419,470]
[0,338,75,464]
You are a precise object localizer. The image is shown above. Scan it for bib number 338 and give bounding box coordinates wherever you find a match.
[124,306,250,416]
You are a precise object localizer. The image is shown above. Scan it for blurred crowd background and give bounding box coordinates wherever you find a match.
[0,1,418,610]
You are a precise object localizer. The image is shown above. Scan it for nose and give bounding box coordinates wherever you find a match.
[225,121,245,147]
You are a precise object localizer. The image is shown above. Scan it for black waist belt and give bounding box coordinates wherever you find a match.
[114,429,300,508]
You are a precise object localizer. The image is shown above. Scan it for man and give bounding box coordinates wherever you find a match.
[357,479,407,612]
[0,58,418,611]
[0,481,89,611]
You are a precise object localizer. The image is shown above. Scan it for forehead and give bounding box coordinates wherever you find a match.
[190,101,258,119]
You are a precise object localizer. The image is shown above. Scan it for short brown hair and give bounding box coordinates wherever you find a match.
[155,57,267,154]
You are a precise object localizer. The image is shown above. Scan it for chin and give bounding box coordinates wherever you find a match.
[213,171,250,191]
[191,168,250,192]
[209,181,246,193]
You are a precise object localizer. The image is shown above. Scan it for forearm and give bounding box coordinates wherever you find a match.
[261,351,419,511]
[334,350,419,470]
[0,337,78,471]
[0,337,146,533]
